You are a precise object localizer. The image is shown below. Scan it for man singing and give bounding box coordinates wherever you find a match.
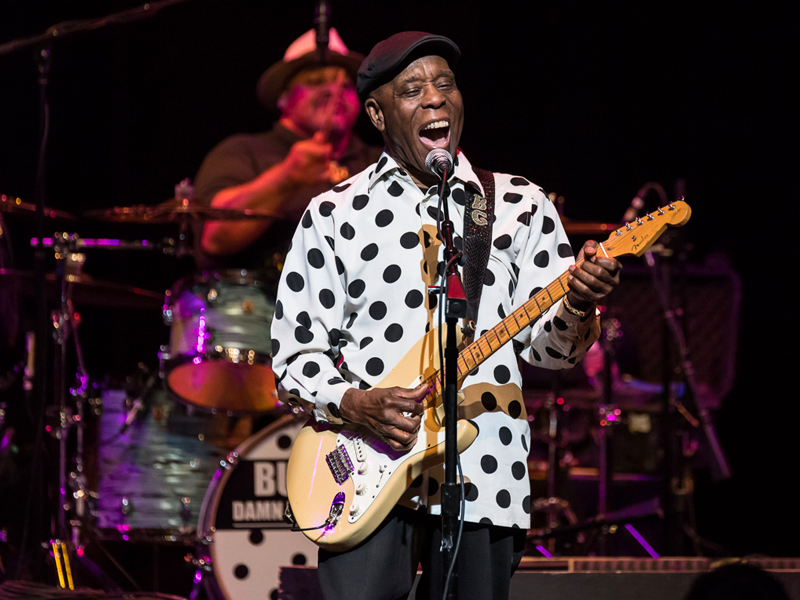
[272,31,621,600]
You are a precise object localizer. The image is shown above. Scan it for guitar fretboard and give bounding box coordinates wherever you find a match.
[421,259,585,404]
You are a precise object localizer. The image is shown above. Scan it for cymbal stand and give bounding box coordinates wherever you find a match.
[595,317,623,554]
[532,375,586,555]
[171,178,196,259]
[49,234,94,548]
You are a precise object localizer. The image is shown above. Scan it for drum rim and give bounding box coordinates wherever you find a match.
[162,352,277,415]
[167,268,273,297]
[90,526,198,545]
[196,413,300,540]
[163,348,273,369]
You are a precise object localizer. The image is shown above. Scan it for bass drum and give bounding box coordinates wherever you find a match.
[163,269,279,414]
[197,415,318,600]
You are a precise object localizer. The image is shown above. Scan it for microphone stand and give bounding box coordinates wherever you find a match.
[437,165,467,600]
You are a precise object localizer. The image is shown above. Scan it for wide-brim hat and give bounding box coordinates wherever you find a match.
[257,28,365,112]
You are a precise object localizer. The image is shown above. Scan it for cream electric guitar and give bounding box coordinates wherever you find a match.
[286,200,692,551]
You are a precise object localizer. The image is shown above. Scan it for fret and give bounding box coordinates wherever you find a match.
[517,304,531,324]
[508,311,523,333]
[554,275,568,294]
[464,345,479,367]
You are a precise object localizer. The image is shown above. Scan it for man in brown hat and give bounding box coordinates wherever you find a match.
[194,28,380,269]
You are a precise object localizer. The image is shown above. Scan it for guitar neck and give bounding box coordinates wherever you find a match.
[459,264,579,374]
[421,259,584,402]
[419,200,693,403]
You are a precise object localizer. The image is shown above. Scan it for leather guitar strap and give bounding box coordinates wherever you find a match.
[461,167,495,338]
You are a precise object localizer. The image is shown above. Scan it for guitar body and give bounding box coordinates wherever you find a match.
[286,325,478,552]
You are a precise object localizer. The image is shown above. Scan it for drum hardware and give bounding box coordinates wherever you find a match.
[161,269,280,415]
[1,192,77,221]
[529,317,654,556]
[3,4,214,588]
[6,234,164,309]
[84,203,282,224]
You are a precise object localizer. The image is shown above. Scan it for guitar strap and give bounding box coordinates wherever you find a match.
[461,167,495,338]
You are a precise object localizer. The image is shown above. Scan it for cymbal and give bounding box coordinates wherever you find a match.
[0,269,163,310]
[1,194,77,220]
[560,218,622,236]
[84,202,281,223]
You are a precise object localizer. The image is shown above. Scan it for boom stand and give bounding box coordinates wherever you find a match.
[437,169,467,600]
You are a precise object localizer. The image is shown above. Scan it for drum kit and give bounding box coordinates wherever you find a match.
[1,183,315,599]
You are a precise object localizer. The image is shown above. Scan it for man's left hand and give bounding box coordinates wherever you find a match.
[566,240,621,310]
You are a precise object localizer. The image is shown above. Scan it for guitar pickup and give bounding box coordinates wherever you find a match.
[326,444,354,485]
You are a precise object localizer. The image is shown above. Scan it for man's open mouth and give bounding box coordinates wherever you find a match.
[419,120,450,149]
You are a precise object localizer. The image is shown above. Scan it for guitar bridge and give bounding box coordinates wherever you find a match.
[326,444,354,485]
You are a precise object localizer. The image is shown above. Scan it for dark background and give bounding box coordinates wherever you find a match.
[1,0,795,564]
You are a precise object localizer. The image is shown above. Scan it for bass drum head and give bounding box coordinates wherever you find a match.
[198,415,318,600]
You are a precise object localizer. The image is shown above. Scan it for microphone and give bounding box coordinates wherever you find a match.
[425,149,453,179]
[622,184,649,223]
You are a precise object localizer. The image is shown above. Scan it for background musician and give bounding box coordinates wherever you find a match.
[194,28,381,272]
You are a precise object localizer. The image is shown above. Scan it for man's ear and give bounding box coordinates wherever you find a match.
[364,97,385,132]
[277,91,288,111]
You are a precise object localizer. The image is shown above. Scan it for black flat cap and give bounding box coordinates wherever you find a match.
[357,32,461,103]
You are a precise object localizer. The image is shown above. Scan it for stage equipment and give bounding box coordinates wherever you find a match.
[161,269,279,414]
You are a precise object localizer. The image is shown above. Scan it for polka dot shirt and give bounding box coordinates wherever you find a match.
[271,151,600,529]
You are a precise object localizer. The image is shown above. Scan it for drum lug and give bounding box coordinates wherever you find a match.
[185,552,214,572]
[120,496,133,517]
[220,450,239,469]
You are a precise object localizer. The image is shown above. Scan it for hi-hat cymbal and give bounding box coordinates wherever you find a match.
[1,194,76,220]
[84,202,282,223]
[0,269,163,309]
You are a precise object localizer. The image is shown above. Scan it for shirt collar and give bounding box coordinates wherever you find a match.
[368,149,485,197]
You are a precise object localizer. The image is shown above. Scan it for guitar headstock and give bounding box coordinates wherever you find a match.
[603,199,691,258]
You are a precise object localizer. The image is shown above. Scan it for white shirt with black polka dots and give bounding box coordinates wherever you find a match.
[272,151,600,529]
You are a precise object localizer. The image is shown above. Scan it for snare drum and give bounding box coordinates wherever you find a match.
[163,270,278,413]
[197,415,317,600]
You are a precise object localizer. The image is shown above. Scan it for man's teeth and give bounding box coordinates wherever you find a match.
[422,121,449,131]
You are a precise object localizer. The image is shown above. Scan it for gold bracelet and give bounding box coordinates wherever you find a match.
[563,295,591,318]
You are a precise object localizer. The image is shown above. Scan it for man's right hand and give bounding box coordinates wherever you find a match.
[339,385,427,452]
[282,131,334,187]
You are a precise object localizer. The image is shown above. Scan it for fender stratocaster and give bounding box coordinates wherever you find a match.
[286,200,692,551]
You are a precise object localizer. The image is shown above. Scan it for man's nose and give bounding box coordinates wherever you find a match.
[421,84,446,108]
